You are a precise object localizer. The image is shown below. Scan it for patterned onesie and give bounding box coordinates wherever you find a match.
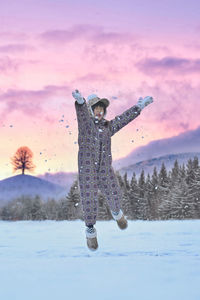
[75,100,141,226]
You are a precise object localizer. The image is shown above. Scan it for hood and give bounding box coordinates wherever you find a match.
[87,94,110,117]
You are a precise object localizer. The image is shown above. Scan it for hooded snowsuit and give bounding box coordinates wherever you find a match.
[75,100,141,226]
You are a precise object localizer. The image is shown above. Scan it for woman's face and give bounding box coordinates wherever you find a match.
[93,105,104,120]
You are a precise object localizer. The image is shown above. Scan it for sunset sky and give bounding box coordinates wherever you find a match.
[0,0,200,180]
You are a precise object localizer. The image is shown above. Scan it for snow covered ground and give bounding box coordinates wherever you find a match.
[0,220,200,300]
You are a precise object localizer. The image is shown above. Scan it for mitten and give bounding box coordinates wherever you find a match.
[72,89,84,104]
[136,96,153,110]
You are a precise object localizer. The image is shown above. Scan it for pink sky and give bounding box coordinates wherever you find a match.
[0,0,200,180]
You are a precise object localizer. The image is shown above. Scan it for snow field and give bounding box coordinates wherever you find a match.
[0,220,200,300]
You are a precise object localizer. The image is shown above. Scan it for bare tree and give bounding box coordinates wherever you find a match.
[11,146,35,175]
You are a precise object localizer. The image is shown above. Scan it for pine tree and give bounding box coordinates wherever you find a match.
[180,163,186,178]
[164,174,190,219]
[65,180,83,220]
[9,198,24,220]
[129,172,140,219]
[193,156,199,170]
[145,173,154,220]
[150,167,159,219]
[31,196,44,220]
[187,164,200,218]
[171,159,180,188]
[116,171,130,217]
[97,193,111,220]
[57,197,69,220]
[123,172,130,191]
[22,196,35,220]
[137,170,148,219]
[116,171,124,189]
[0,204,12,220]
[122,173,131,218]
[186,159,196,185]
[158,163,170,219]
[44,199,58,220]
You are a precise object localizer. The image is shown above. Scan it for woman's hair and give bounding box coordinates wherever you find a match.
[91,101,107,114]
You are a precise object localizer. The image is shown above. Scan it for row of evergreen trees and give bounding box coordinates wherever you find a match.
[0,157,199,221]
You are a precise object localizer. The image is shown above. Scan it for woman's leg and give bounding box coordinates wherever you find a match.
[98,166,122,213]
[98,166,128,229]
[78,150,99,226]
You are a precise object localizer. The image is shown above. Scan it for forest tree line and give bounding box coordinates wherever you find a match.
[0,157,200,221]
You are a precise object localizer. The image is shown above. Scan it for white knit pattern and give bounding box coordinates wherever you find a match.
[111,209,123,221]
[87,94,99,101]
[85,227,97,238]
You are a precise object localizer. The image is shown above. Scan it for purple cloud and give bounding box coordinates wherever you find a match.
[0,85,70,120]
[0,56,19,72]
[0,31,28,41]
[91,31,133,44]
[74,73,107,82]
[0,56,38,72]
[40,24,133,45]
[40,24,101,43]
[0,44,34,53]
[137,56,200,74]
[134,79,200,133]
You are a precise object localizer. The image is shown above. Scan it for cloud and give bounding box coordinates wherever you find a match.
[91,31,133,44]
[113,126,200,169]
[0,56,19,72]
[0,31,28,41]
[0,56,39,72]
[0,85,70,120]
[40,24,101,43]
[136,56,200,75]
[73,73,107,83]
[0,44,35,53]
[132,79,200,129]
[40,24,134,45]
[82,43,121,67]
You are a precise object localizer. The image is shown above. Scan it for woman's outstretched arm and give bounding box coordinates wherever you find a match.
[109,96,153,136]
[72,89,92,130]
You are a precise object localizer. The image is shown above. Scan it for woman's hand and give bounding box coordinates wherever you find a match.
[72,90,84,104]
[137,96,154,110]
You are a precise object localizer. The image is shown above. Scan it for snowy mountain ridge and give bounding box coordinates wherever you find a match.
[35,152,200,183]
[118,152,200,179]
[113,126,200,169]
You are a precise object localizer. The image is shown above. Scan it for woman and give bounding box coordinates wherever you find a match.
[72,90,153,250]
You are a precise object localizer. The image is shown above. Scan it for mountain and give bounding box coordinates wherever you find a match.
[37,171,77,189]
[1,150,199,208]
[0,174,67,207]
[113,126,200,169]
[118,152,200,180]
[36,152,200,185]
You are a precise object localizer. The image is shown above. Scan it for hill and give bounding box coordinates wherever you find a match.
[0,174,67,207]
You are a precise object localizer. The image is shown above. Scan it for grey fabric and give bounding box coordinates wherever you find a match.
[75,100,141,226]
